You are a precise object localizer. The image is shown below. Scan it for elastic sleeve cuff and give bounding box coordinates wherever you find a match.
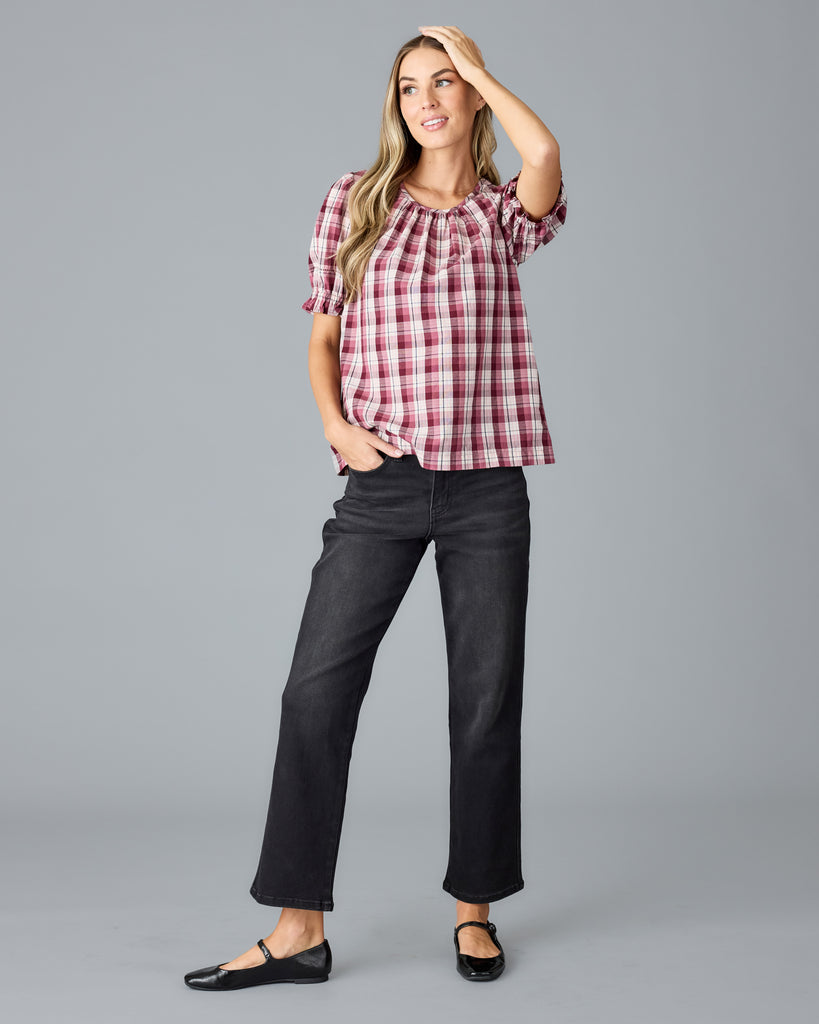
[501,173,567,264]
[302,293,344,315]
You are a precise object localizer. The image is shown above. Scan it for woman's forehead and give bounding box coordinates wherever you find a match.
[398,47,455,80]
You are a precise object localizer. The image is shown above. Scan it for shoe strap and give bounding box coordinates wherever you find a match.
[257,938,272,961]
[454,919,496,936]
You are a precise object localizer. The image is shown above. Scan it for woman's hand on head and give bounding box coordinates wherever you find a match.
[326,421,404,472]
[417,25,486,85]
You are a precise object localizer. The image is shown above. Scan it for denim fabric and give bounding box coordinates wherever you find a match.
[249,452,530,911]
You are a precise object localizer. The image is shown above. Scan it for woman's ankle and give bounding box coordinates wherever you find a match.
[455,899,490,923]
[273,908,325,940]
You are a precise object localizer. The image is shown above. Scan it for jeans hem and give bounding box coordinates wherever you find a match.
[249,885,334,912]
[441,878,524,903]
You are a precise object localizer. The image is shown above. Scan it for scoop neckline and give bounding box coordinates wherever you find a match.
[399,177,484,213]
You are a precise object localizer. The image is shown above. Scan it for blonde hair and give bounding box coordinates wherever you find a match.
[335,34,501,306]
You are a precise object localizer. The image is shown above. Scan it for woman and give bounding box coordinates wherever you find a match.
[184,24,567,989]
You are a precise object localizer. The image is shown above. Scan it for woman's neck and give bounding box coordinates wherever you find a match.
[405,154,478,198]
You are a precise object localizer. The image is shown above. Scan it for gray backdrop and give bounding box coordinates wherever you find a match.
[2,1,816,1020]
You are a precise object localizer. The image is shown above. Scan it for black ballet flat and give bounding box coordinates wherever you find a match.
[184,937,332,990]
[453,920,505,981]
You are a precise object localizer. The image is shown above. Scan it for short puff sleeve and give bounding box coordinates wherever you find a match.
[301,172,357,316]
[499,171,567,265]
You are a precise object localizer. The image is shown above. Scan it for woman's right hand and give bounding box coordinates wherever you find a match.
[325,420,403,472]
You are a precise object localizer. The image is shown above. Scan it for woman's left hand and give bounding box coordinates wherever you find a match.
[417,25,486,85]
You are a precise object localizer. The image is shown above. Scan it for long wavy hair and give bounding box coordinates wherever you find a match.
[335,34,501,306]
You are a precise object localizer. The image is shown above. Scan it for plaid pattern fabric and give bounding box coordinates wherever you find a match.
[302,169,567,476]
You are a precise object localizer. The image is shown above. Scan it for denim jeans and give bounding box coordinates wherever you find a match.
[249,451,531,911]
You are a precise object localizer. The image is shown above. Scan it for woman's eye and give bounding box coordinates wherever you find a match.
[401,79,452,96]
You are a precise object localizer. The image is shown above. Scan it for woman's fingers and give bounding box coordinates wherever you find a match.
[337,428,403,470]
[417,26,485,81]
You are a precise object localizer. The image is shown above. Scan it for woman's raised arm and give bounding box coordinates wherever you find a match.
[418,25,562,220]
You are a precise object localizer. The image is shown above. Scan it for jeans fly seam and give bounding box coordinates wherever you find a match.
[425,471,436,541]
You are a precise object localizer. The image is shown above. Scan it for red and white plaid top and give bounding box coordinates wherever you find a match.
[302,169,567,476]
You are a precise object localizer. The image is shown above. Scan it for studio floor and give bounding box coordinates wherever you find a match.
[4,793,816,1023]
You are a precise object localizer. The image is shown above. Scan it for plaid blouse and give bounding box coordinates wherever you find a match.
[301,168,568,476]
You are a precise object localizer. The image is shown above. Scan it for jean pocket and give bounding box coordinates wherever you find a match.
[347,452,392,476]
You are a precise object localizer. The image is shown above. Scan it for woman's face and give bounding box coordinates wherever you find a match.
[397,46,484,151]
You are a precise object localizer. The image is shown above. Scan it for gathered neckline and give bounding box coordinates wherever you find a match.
[399,177,485,213]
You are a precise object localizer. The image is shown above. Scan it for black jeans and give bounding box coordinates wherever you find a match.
[249,452,531,911]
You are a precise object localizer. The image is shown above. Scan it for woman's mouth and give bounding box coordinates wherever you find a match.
[421,117,448,131]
